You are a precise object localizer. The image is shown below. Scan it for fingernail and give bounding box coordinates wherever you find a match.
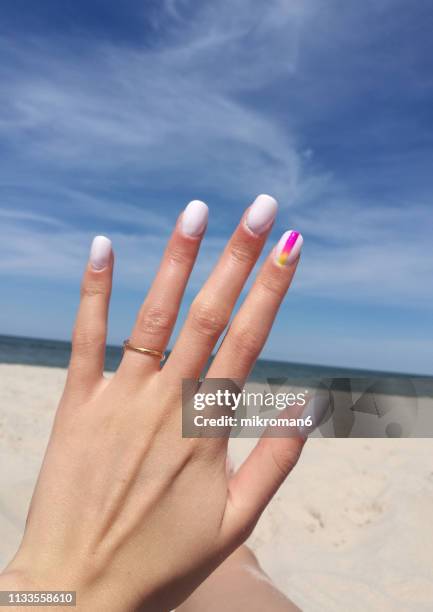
[181,200,209,237]
[298,388,330,438]
[275,230,303,266]
[89,235,112,270]
[245,194,278,235]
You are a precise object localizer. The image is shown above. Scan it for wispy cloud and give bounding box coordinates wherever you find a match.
[0,0,432,370]
[0,1,313,204]
[1,194,432,309]
[0,0,312,291]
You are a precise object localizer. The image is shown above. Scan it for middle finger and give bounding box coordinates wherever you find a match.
[163,194,278,380]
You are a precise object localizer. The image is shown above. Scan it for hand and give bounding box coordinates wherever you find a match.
[2,195,305,611]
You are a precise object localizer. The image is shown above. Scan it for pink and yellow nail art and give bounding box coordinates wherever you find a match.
[275,230,303,266]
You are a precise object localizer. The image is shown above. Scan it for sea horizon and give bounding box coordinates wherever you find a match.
[0,333,429,382]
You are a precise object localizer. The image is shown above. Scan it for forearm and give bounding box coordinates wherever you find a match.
[177,546,300,612]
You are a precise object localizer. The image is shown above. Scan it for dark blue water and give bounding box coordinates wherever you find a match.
[0,334,424,382]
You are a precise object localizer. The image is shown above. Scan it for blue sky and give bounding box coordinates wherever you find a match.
[0,0,432,374]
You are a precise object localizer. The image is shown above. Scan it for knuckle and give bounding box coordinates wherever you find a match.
[228,238,257,266]
[72,327,105,355]
[136,306,173,337]
[190,300,229,338]
[182,436,207,458]
[256,274,285,300]
[167,244,193,267]
[230,326,263,362]
[81,278,108,299]
[271,444,301,478]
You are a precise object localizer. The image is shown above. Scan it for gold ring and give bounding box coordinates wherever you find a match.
[123,339,165,360]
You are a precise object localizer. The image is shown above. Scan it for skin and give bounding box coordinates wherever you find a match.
[0,203,305,611]
[178,545,301,612]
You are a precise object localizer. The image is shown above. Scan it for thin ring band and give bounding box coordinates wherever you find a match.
[123,339,165,360]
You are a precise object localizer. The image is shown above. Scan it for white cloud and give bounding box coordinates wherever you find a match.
[0,0,314,204]
[0,194,431,310]
[0,210,224,292]
[291,196,433,304]
[0,0,431,314]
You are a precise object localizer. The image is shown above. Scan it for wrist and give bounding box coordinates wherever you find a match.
[0,558,90,611]
[0,554,146,612]
[0,566,37,590]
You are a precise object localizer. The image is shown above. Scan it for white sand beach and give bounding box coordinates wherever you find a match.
[1,364,433,611]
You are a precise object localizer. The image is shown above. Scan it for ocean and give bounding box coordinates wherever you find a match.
[0,334,424,383]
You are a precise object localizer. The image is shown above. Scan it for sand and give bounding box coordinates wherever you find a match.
[0,364,432,611]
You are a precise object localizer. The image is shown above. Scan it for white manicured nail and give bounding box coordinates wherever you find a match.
[89,235,112,270]
[245,194,278,235]
[274,230,303,266]
[181,200,209,237]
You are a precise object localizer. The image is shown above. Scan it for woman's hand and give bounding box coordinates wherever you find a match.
[2,195,305,611]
